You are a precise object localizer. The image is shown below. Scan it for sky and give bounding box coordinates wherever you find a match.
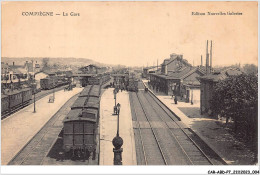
[2,1,258,67]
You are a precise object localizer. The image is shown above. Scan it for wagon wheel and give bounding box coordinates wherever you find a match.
[76,149,81,158]
[92,149,96,160]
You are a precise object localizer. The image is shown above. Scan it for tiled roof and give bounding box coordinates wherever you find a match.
[199,68,242,82]
[152,67,204,80]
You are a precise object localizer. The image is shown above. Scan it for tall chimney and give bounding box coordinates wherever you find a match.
[210,40,212,73]
[206,40,210,75]
[13,62,15,66]
[165,64,168,75]
[157,59,158,71]
[201,55,203,67]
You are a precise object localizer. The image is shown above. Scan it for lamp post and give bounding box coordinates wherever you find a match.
[113,89,117,114]
[33,82,36,113]
[112,103,123,165]
[116,103,121,137]
[53,78,55,102]
[191,88,193,105]
[53,87,55,100]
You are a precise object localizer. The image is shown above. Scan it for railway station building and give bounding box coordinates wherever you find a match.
[149,53,205,104]
[79,64,108,74]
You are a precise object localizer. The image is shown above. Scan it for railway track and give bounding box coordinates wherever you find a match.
[1,85,68,120]
[130,81,219,165]
[8,92,79,165]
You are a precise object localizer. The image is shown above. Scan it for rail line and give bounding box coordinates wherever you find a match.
[130,81,216,165]
[8,92,79,165]
[129,92,148,165]
[134,92,168,165]
[145,88,214,165]
[142,81,215,165]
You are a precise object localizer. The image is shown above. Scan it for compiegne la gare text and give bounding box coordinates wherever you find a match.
[192,11,243,15]
[22,12,54,16]
[21,11,80,16]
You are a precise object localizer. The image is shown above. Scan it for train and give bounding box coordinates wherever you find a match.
[40,76,71,90]
[84,73,111,86]
[62,84,101,159]
[127,78,139,92]
[1,88,33,117]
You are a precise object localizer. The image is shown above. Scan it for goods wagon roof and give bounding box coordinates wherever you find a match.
[21,88,32,92]
[82,108,98,122]
[6,90,23,95]
[85,102,99,109]
[71,97,88,109]
[88,88,100,97]
[63,109,97,122]
[87,96,99,103]
[79,86,92,97]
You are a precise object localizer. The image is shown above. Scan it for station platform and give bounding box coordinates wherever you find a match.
[99,88,136,165]
[1,87,83,165]
[143,79,256,165]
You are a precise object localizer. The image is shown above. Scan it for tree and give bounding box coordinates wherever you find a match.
[211,74,257,141]
[211,74,258,162]
[243,64,258,75]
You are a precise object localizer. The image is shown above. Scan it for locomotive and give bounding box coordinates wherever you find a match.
[1,88,33,117]
[62,84,101,159]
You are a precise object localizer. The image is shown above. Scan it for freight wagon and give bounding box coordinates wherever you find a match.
[62,84,101,159]
[1,88,32,117]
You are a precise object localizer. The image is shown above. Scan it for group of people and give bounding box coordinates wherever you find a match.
[110,82,127,92]
[148,80,179,104]
[147,81,163,93]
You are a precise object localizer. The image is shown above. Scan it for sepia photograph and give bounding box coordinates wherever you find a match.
[1,1,258,174]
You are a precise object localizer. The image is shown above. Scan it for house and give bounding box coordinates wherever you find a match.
[160,53,192,75]
[24,60,41,74]
[1,62,10,82]
[1,62,29,89]
[35,70,56,81]
[198,68,242,116]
